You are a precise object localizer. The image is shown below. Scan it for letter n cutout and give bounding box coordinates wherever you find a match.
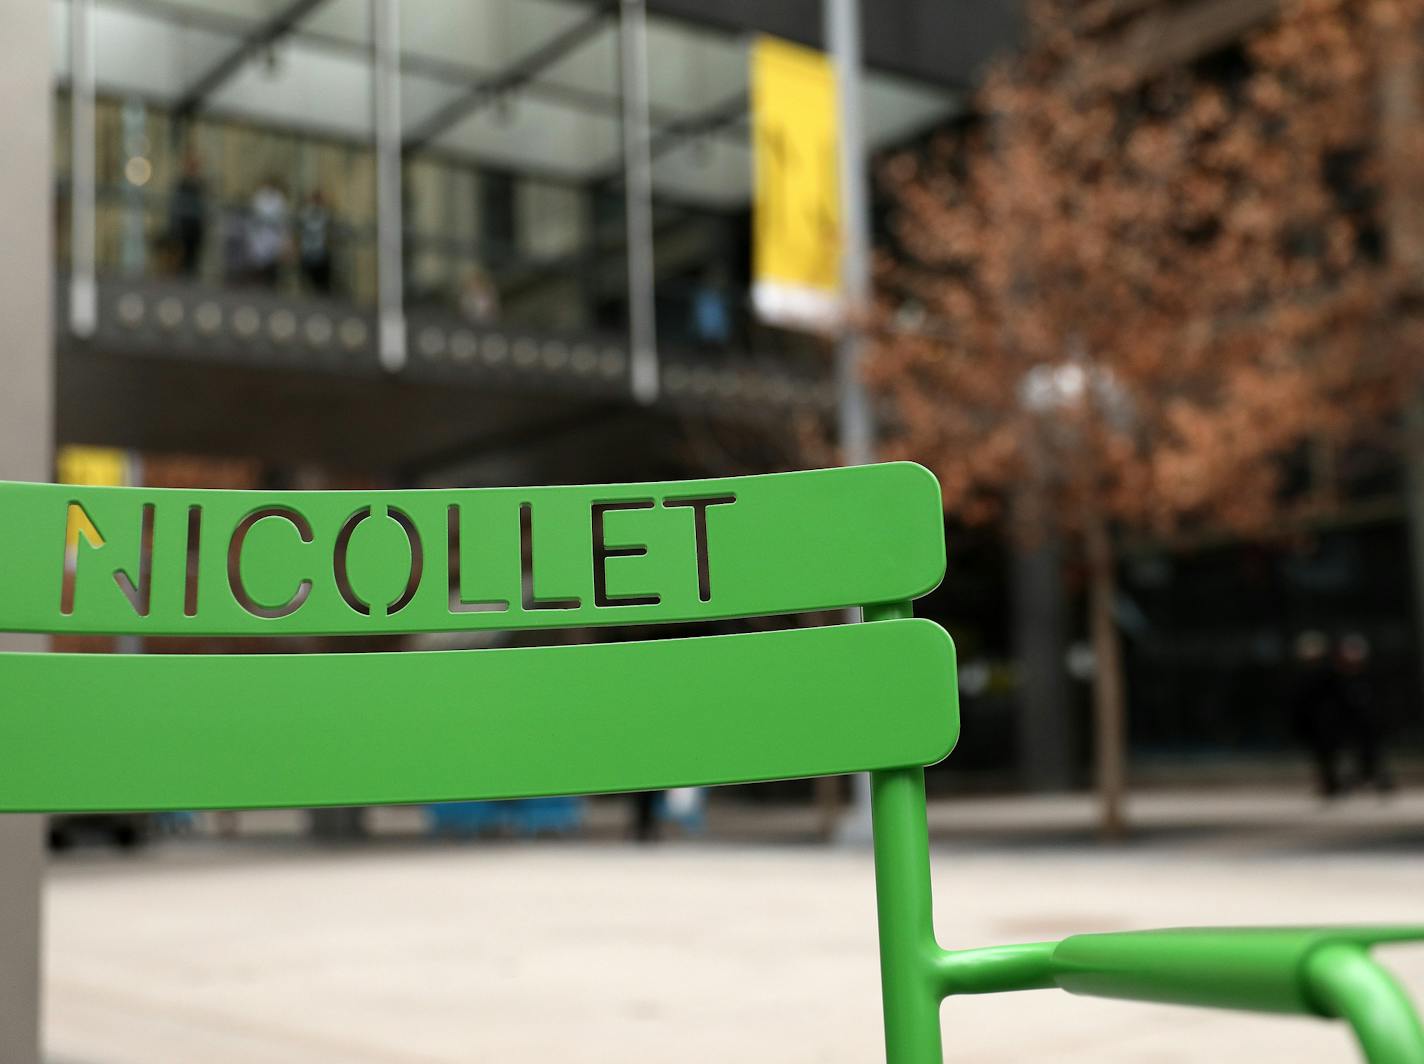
[60,501,154,617]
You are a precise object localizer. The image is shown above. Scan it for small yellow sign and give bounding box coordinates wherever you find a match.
[57,447,129,556]
[752,35,841,330]
[57,446,129,488]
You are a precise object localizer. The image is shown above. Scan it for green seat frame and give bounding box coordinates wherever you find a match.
[1,462,1420,1062]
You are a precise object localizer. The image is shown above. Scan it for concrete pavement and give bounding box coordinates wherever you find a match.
[44,791,1424,1063]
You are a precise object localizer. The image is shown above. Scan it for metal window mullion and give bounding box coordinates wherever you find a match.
[372,0,406,371]
[619,0,658,404]
[828,0,873,467]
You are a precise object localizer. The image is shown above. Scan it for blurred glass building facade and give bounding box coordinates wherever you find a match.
[35,0,1424,788]
[49,0,975,372]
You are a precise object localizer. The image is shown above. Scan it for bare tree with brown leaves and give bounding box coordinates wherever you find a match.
[871,0,1424,837]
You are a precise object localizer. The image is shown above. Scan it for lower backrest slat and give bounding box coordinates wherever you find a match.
[0,619,957,812]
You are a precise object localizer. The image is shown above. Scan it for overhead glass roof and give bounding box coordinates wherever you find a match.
[53,0,962,206]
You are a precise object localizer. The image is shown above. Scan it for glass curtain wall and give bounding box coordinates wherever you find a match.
[51,0,960,360]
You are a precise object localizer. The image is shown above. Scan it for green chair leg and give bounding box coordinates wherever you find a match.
[870,766,944,1064]
[868,763,1424,1063]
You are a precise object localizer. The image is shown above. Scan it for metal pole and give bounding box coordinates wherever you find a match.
[619,0,659,404]
[829,0,874,466]
[372,0,406,372]
[70,0,97,338]
[828,0,877,842]
[0,3,55,1059]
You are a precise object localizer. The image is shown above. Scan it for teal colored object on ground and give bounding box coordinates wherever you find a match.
[0,462,1418,1061]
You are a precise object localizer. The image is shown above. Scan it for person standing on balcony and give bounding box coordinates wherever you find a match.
[298,189,334,295]
[458,264,499,324]
[245,176,290,287]
[169,153,207,278]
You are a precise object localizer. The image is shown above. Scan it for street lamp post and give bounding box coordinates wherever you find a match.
[826,0,878,843]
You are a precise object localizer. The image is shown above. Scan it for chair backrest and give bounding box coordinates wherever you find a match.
[0,462,958,813]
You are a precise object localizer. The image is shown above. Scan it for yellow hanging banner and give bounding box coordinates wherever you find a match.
[751,35,842,331]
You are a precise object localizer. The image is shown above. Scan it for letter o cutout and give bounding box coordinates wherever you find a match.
[333,506,423,617]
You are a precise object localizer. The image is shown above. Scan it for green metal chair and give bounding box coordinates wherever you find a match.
[0,462,1419,1062]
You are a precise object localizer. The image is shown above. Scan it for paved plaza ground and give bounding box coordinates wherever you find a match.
[44,790,1424,1063]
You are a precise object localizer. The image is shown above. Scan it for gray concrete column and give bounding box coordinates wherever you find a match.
[0,3,54,1061]
[1012,535,1075,791]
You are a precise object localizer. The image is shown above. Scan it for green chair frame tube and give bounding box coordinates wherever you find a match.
[871,761,1424,1063]
[863,602,1424,1064]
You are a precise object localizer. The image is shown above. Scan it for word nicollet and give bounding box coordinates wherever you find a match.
[60,493,736,621]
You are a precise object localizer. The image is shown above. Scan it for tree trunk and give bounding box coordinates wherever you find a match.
[1084,513,1128,840]
[1404,399,1424,703]
[1377,14,1424,706]
[1012,496,1075,792]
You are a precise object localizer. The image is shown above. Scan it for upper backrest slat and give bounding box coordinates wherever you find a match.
[0,463,944,636]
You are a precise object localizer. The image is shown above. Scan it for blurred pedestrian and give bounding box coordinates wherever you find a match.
[1289,630,1345,798]
[630,791,661,843]
[690,267,732,351]
[221,206,247,283]
[246,176,290,287]
[1335,632,1395,795]
[298,189,334,294]
[168,152,207,278]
